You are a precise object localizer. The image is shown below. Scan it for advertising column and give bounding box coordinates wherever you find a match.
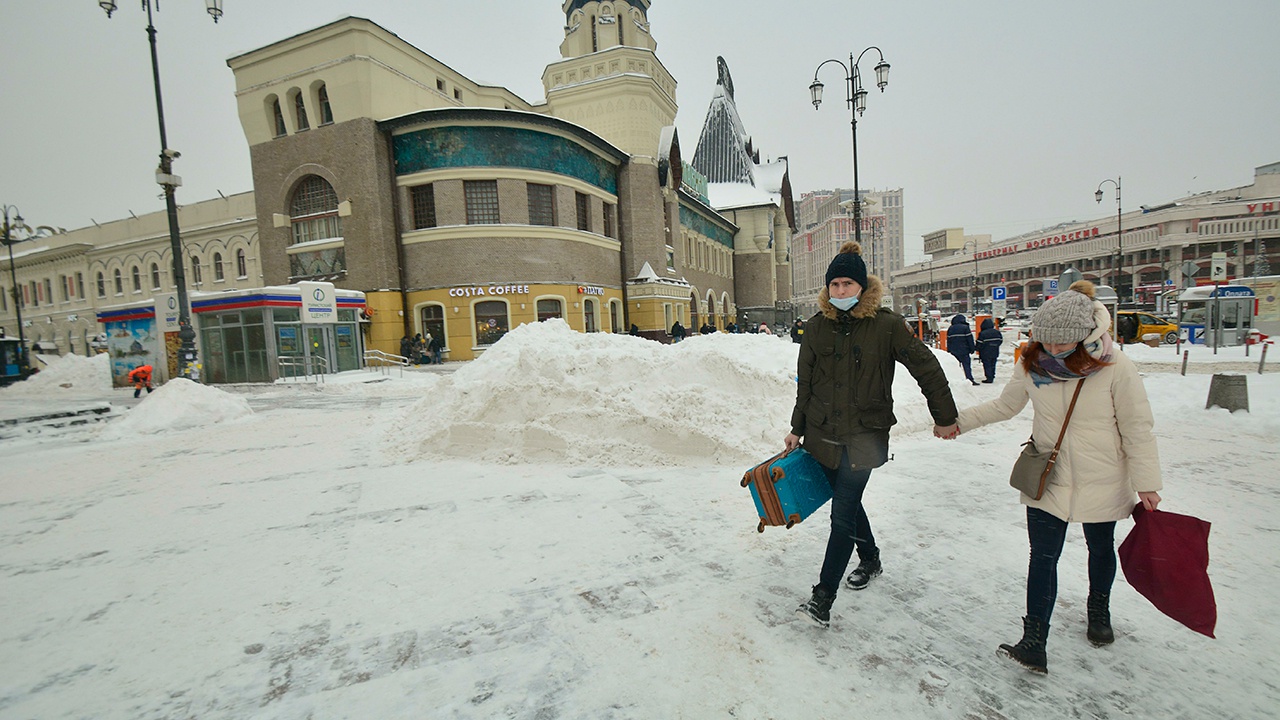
[153,292,181,382]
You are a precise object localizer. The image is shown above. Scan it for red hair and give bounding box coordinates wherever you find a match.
[1021,341,1112,376]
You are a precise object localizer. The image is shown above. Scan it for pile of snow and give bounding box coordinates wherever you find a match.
[392,319,972,467]
[0,352,112,397]
[100,378,252,439]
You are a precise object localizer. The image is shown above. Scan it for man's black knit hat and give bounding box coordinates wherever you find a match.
[825,241,869,289]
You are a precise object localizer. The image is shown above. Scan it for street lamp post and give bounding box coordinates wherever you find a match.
[809,48,890,248]
[98,0,223,380]
[2,206,33,376]
[926,260,936,310]
[963,239,981,313]
[1096,177,1124,303]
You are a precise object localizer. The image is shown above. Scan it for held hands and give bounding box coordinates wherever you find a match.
[783,433,801,452]
[1137,491,1162,512]
[933,424,960,440]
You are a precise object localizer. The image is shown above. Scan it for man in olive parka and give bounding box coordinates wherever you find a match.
[789,241,960,627]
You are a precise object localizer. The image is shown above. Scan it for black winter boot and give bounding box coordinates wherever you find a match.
[998,616,1049,674]
[1087,592,1114,646]
[796,584,837,628]
[845,550,882,591]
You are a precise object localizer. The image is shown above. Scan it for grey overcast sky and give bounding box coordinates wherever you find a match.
[2,1,1277,262]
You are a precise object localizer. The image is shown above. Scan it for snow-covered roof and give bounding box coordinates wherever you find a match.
[707,182,780,210]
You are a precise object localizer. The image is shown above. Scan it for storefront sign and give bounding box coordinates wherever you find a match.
[153,292,180,333]
[978,227,1101,260]
[449,285,530,297]
[577,285,605,296]
[299,281,337,324]
[1247,202,1277,214]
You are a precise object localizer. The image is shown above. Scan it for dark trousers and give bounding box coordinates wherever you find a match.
[1024,506,1117,624]
[981,356,997,381]
[818,448,876,592]
[952,352,975,381]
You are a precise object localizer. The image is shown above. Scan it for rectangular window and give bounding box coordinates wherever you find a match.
[537,298,563,322]
[575,192,591,232]
[464,180,500,224]
[411,184,437,229]
[76,272,84,299]
[527,184,555,226]
[453,88,462,101]
[436,78,445,92]
[43,279,52,303]
[475,300,509,345]
[60,275,69,301]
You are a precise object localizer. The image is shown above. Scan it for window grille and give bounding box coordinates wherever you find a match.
[528,184,555,226]
[465,180,500,224]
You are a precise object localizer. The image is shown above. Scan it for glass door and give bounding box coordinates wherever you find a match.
[306,325,332,375]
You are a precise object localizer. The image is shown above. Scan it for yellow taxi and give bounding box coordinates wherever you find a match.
[1116,311,1179,344]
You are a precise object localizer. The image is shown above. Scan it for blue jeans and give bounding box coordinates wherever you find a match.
[1024,507,1116,624]
[818,447,876,592]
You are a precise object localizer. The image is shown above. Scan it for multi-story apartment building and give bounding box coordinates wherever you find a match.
[791,187,904,318]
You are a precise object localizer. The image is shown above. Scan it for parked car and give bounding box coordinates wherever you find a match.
[1116,310,1179,344]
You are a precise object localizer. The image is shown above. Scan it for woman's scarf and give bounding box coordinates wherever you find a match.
[1032,331,1115,384]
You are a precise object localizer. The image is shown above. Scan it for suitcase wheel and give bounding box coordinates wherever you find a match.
[785,519,796,529]
[757,520,765,533]
[771,468,783,480]
[740,475,751,488]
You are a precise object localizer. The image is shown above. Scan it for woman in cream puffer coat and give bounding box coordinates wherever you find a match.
[956,280,1163,674]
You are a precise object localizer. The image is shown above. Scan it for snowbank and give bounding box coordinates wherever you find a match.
[0,352,112,397]
[100,378,252,439]
[392,319,977,467]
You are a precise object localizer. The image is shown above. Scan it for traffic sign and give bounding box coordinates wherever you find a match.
[1181,260,1199,281]
[1210,252,1228,282]
[991,286,1007,301]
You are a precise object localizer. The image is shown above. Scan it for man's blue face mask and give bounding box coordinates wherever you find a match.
[830,294,859,311]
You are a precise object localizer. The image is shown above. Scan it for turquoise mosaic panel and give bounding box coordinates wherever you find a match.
[394,126,618,194]
[680,204,735,248]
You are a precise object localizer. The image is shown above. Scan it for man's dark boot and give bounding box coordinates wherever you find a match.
[845,550,882,591]
[796,584,836,628]
[1087,592,1114,646]
[998,616,1049,674]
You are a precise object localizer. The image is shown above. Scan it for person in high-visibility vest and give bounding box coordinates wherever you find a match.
[128,364,154,398]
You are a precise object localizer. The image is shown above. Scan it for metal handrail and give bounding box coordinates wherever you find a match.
[277,354,328,383]
[363,349,408,378]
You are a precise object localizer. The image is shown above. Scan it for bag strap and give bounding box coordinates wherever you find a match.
[1049,379,1086,454]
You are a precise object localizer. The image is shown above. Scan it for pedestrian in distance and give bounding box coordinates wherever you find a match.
[428,333,444,364]
[128,364,154,398]
[670,320,686,342]
[758,321,770,335]
[412,333,426,365]
[787,241,960,628]
[791,318,805,344]
[950,280,1163,674]
[700,322,716,335]
[399,334,414,363]
[725,320,738,334]
[946,314,980,385]
[977,318,1003,383]
[629,323,640,336]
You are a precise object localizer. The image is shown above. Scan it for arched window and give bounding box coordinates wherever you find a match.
[213,252,225,281]
[272,98,286,137]
[236,248,247,278]
[96,272,105,298]
[190,255,202,285]
[150,263,161,289]
[131,266,141,292]
[537,298,563,322]
[475,301,509,346]
[290,176,342,245]
[113,269,123,295]
[318,84,334,125]
[294,92,309,131]
[288,176,345,278]
[584,298,598,332]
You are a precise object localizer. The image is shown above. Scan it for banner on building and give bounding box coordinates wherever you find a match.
[299,281,337,324]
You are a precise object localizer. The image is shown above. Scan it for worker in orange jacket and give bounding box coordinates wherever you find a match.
[128,364,154,398]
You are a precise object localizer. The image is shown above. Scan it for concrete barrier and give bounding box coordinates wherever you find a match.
[1206,373,1249,413]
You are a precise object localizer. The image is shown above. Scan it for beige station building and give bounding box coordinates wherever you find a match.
[1,1,796,377]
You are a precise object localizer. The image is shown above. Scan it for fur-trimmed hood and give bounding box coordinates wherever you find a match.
[818,274,885,320]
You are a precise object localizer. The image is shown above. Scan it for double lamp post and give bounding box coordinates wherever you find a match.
[809,48,890,248]
[97,0,224,379]
[1096,176,1125,303]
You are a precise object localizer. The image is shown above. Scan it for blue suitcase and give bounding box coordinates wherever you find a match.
[740,448,832,533]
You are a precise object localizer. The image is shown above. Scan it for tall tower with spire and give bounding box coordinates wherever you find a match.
[543,1,677,158]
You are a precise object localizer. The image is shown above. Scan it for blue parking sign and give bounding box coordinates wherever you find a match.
[1048,279,1059,292]
[991,287,1007,301]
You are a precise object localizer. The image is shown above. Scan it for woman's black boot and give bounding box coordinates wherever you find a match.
[1087,592,1114,646]
[998,616,1049,674]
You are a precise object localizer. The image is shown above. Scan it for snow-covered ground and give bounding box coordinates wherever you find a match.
[1,321,1277,719]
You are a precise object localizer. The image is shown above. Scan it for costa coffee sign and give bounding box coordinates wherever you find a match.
[978,227,1100,260]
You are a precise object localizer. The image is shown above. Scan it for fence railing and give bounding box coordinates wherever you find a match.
[363,350,408,378]
[277,355,328,383]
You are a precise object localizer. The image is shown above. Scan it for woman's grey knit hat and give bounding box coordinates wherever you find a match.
[1032,282,1098,344]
